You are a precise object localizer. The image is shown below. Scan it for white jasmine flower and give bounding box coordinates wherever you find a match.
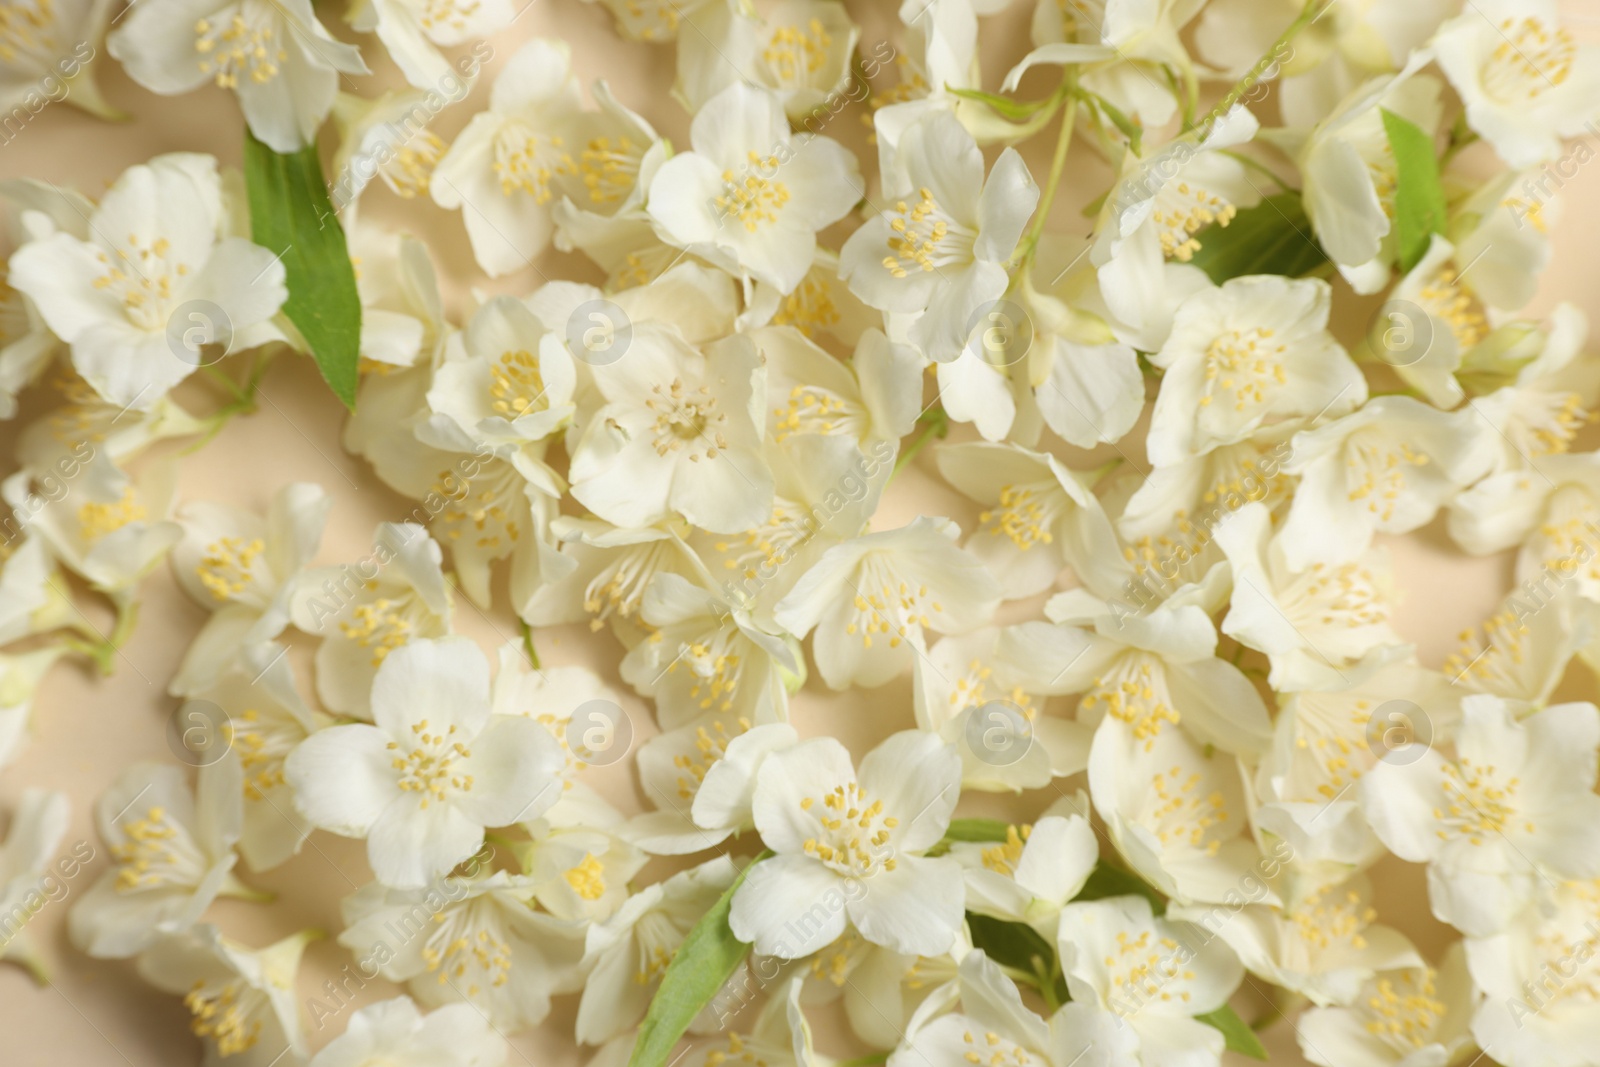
[108,0,367,152]
[1449,454,1600,605]
[1090,107,1260,349]
[628,715,799,855]
[338,871,587,1031]
[1147,277,1366,468]
[1089,716,1268,907]
[1361,694,1600,937]
[621,573,798,730]
[1440,588,1584,713]
[936,441,1123,599]
[8,153,288,410]
[0,0,121,121]
[0,788,70,980]
[913,628,1091,793]
[839,109,1038,361]
[521,515,713,640]
[999,592,1273,757]
[329,91,452,211]
[763,325,922,456]
[889,949,1136,1067]
[168,482,330,696]
[196,644,323,872]
[0,531,71,647]
[800,925,967,1050]
[949,800,1098,929]
[1169,875,1423,1007]
[347,0,505,90]
[1290,65,1444,294]
[290,522,453,717]
[286,638,565,888]
[348,226,450,371]
[1450,168,1560,314]
[308,996,507,1067]
[1378,235,1496,409]
[1464,879,1600,1065]
[69,760,247,959]
[550,82,666,266]
[1055,895,1244,1067]
[137,924,316,1067]
[682,977,820,1067]
[426,295,577,454]
[577,855,737,1045]
[647,82,861,294]
[1212,501,1398,690]
[730,730,963,958]
[1278,396,1496,571]
[582,0,716,41]
[4,459,181,602]
[520,821,646,923]
[430,39,583,277]
[1297,947,1475,1067]
[1017,275,1145,450]
[568,326,774,535]
[676,0,861,121]
[1431,0,1600,168]
[773,516,1003,690]
[1462,305,1599,472]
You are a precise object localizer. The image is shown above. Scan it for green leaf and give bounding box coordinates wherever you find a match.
[1186,192,1329,284]
[1074,862,1167,915]
[946,85,1056,122]
[966,913,1069,1005]
[242,131,362,409]
[631,851,769,1067]
[1381,107,1448,273]
[938,818,1014,846]
[1196,1005,1268,1060]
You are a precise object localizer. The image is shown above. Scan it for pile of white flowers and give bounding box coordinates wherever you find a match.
[3,0,1600,1065]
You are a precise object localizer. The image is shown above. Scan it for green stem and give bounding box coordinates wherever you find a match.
[64,600,139,676]
[519,620,541,670]
[1198,0,1326,135]
[184,351,275,454]
[890,408,949,481]
[1018,79,1080,270]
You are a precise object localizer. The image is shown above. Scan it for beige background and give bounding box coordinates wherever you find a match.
[2,1,1599,1064]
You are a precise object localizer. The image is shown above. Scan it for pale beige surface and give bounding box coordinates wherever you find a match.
[2,2,1599,1065]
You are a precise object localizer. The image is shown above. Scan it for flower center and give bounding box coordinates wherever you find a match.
[383,130,446,199]
[197,536,265,601]
[1290,884,1377,953]
[388,718,474,808]
[1436,758,1527,844]
[1199,327,1287,412]
[1416,266,1488,351]
[980,823,1032,876]
[1481,17,1574,103]
[563,853,607,900]
[226,708,303,800]
[1278,558,1390,640]
[1152,179,1236,261]
[980,482,1064,550]
[881,187,976,276]
[1080,652,1180,748]
[0,0,59,65]
[77,488,146,543]
[341,593,433,667]
[771,276,842,337]
[799,780,899,877]
[1343,432,1432,523]
[670,717,751,800]
[91,234,192,331]
[761,19,832,86]
[1361,969,1447,1050]
[493,124,576,202]
[578,135,641,206]
[633,909,678,984]
[710,498,814,586]
[112,805,207,892]
[1104,927,1196,1015]
[414,0,482,35]
[1513,389,1590,457]
[1146,764,1228,854]
[422,900,513,998]
[648,378,728,459]
[582,540,673,630]
[489,349,549,419]
[845,555,944,650]
[1441,604,1529,697]
[432,459,523,554]
[194,9,287,89]
[772,384,862,440]
[716,155,792,233]
[185,977,266,1055]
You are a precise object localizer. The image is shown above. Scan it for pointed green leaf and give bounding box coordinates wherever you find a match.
[1381,107,1448,273]
[965,913,1070,1005]
[1186,192,1329,283]
[947,85,1056,121]
[1196,1005,1269,1059]
[242,131,361,409]
[630,851,770,1067]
